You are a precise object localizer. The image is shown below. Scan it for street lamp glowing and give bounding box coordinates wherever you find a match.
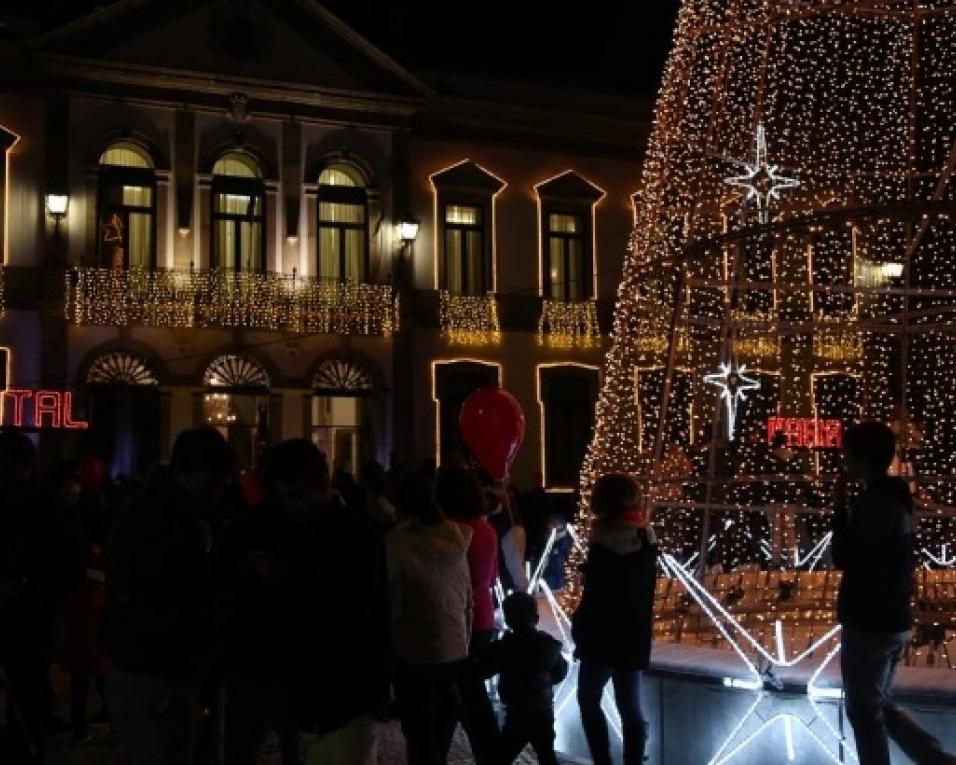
[398,217,419,244]
[45,193,69,219]
[882,262,904,279]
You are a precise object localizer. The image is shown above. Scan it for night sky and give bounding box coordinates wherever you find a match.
[3,1,681,97]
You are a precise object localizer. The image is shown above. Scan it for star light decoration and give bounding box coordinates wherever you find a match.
[704,362,760,441]
[546,533,852,764]
[724,124,800,224]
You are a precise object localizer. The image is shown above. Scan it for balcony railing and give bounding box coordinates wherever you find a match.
[538,299,601,348]
[439,291,500,345]
[65,267,398,336]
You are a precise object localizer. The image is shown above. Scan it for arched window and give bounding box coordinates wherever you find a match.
[312,358,374,395]
[97,141,156,269]
[87,351,159,386]
[203,353,270,390]
[202,353,271,470]
[211,152,266,273]
[317,163,368,282]
[311,356,375,474]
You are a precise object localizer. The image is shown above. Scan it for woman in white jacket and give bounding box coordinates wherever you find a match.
[387,472,473,765]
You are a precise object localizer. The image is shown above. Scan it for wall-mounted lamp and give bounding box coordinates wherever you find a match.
[398,215,420,246]
[178,226,191,237]
[45,194,69,232]
[881,262,904,280]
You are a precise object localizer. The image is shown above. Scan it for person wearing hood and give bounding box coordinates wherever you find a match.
[102,427,235,765]
[478,591,567,765]
[387,471,473,765]
[573,474,657,765]
[834,423,956,765]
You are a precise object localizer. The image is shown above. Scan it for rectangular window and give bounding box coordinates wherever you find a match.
[542,372,597,487]
[443,204,485,295]
[318,198,367,281]
[545,212,589,301]
[212,187,265,273]
[97,178,155,269]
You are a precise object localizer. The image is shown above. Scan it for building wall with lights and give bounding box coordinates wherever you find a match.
[0,0,650,487]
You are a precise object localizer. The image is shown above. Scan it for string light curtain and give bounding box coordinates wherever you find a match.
[578,0,956,579]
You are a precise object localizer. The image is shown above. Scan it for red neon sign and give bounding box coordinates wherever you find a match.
[767,417,842,449]
[0,390,88,430]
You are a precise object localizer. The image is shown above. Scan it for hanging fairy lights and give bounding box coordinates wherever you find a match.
[65,266,398,336]
[576,0,956,601]
[439,290,501,345]
[537,299,601,348]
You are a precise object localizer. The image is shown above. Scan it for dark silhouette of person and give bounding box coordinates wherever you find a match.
[102,427,236,765]
[834,422,956,765]
[478,591,567,765]
[573,473,658,765]
[0,432,82,762]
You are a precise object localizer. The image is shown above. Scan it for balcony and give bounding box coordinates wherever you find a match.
[65,267,398,336]
[538,299,601,348]
[439,291,501,345]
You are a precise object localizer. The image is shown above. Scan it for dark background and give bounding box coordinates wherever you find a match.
[0,1,681,96]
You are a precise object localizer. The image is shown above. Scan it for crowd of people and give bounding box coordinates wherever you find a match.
[0,422,954,765]
[0,426,605,765]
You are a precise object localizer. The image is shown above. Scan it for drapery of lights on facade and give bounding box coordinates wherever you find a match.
[439,290,501,345]
[538,298,601,348]
[65,267,398,336]
[577,0,956,581]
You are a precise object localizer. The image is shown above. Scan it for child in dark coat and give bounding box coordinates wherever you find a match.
[479,592,568,765]
[573,473,657,765]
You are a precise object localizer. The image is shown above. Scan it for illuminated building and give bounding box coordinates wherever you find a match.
[0,0,647,484]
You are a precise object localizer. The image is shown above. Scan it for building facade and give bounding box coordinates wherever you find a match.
[0,0,648,490]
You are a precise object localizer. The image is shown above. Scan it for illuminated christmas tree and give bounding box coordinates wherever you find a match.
[581,0,956,571]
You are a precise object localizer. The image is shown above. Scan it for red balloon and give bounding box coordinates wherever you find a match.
[459,386,526,481]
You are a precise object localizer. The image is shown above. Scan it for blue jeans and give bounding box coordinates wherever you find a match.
[577,662,647,765]
[841,629,955,765]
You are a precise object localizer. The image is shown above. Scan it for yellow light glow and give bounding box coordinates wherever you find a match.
[533,170,607,299]
[2,124,21,269]
[428,159,508,293]
[66,267,398,336]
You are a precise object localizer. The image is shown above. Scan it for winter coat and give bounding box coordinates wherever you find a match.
[479,628,567,715]
[61,542,110,678]
[572,519,658,670]
[100,468,214,682]
[832,475,915,633]
[387,518,473,665]
[456,517,499,634]
[217,496,390,733]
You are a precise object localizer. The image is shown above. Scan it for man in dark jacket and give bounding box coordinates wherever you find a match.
[573,474,657,765]
[834,422,956,765]
[220,438,390,765]
[479,591,567,765]
[102,427,235,765]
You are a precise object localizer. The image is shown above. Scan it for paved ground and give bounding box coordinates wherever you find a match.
[45,722,581,764]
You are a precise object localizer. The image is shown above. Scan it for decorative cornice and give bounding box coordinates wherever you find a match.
[36,54,425,118]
